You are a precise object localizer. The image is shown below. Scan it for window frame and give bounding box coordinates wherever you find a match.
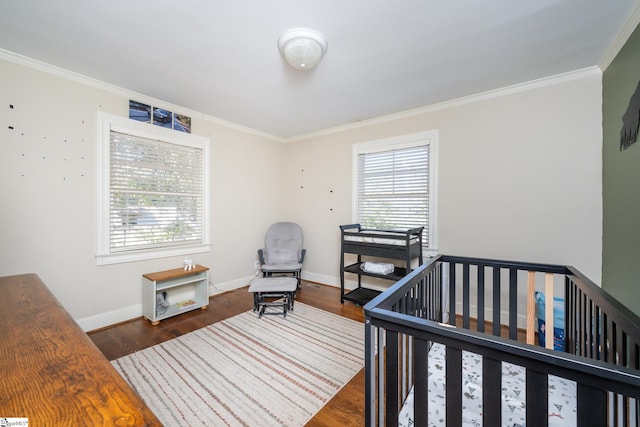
[352,130,438,255]
[96,112,211,265]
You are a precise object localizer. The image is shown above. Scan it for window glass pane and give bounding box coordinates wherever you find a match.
[109,131,204,252]
[357,144,430,244]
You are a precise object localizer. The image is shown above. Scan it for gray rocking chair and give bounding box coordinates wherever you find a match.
[258,222,306,287]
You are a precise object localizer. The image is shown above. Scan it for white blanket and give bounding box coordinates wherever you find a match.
[361,261,395,275]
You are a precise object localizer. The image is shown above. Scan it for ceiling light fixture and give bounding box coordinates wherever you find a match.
[278,28,328,70]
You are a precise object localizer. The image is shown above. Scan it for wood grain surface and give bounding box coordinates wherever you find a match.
[0,274,160,426]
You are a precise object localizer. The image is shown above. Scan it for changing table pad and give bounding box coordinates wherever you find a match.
[344,230,419,246]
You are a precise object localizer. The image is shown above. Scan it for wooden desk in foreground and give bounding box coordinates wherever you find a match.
[0,274,160,426]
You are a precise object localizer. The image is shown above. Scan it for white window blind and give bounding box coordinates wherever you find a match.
[357,144,431,245]
[97,112,210,265]
[109,131,204,252]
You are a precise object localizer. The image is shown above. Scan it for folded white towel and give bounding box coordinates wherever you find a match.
[361,261,395,275]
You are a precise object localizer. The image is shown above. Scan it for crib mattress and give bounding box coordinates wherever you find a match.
[344,230,419,246]
[398,343,577,427]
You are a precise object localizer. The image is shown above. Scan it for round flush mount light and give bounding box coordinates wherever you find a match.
[278,28,328,70]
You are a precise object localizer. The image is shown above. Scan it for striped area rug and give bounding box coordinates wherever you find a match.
[112,303,364,426]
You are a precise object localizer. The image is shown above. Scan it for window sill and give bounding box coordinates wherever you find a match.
[96,244,211,266]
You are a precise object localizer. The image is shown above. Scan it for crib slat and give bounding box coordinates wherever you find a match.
[401,333,409,399]
[526,369,548,426]
[509,268,518,340]
[426,267,435,320]
[446,346,462,426]
[413,338,428,427]
[613,322,620,366]
[365,323,377,427]
[616,324,624,368]
[449,262,456,326]
[483,356,501,426]
[385,330,399,427]
[527,271,535,345]
[434,265,442,321]
[623,332,629,367]
[604,314,612,363]
[545,273,555,350]
[463,264,470,329]
[477,265,485,333]
[377,327,385,426]
[591,300,597,359]
[493,267,501,336]
[577,383,606,426]
[567,280,576,356]
[579,289,585,357]
[591,302,599,360]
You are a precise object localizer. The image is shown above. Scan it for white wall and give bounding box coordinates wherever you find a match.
[287,70,603,289]
[0,58,285,330]
[0,56,603,330]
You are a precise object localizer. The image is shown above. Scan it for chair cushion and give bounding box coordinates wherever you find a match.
[263,222,303,265]
[264,244,300,265]
[248,277,298,293]
[261,262,302,272]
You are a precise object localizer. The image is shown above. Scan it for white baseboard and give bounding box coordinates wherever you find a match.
[77,276,256,332]
[77,272,391,332]
[209,275,255,295]
[77,304,142,332]
[302,271,339,287]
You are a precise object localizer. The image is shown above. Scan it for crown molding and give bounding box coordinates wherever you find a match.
[283,67,602,143]
[0,47,603,145]
[598,2,640,71]
[0,48,284,143]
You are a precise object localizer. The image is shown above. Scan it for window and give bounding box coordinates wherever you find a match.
[353,131,438,252]
[97,112,210,265]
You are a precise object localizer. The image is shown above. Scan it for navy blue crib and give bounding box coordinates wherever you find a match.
[364,254,640,426]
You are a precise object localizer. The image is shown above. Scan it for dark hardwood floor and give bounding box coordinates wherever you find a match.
[88,281,366,426]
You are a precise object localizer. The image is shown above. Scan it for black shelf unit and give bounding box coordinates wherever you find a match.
[342,287,382,306]
[339,224,424,306]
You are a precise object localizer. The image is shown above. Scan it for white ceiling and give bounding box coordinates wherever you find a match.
[1,1,638,140]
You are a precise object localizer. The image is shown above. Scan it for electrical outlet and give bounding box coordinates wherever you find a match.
[254,261,260,270]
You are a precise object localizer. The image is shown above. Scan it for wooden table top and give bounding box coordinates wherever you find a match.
[0,273,160,426]
[142,264,208,282]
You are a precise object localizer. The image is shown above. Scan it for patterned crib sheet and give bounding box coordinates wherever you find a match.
[398,343,577,427]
